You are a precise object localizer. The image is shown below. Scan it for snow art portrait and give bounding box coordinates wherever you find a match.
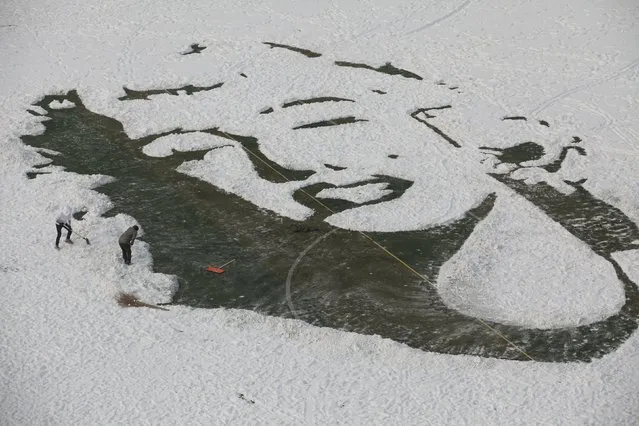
[24,42,639,363]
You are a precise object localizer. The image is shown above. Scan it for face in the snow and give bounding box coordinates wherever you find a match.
[130,45,585,233]
[32,43,636,363]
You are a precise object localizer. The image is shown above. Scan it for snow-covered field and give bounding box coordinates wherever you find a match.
[1,0,639,424]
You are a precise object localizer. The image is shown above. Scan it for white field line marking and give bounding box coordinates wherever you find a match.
[405,0,473,35]
[285,229,338,319]
[530,56,639,116]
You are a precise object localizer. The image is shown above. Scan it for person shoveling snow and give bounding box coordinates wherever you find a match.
[54,205,73,249]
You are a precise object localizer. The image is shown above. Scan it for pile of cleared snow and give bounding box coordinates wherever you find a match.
[436,193,625,328]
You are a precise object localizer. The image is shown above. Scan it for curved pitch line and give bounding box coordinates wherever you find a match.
[530,56,639,115]
[285,229,339,319]
[405,0,473,35]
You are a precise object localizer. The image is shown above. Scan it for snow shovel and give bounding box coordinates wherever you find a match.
[59,222,90,245]
[206,259,235,274]
[73,230,90,245]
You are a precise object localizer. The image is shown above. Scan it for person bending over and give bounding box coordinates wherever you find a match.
[55,205,73,249]
[118,225,139,265]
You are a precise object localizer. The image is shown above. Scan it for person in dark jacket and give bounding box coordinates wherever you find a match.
[55,205,73,249]
[118,225,139,265]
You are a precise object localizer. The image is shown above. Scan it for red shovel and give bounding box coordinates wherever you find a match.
[206,259,235,274]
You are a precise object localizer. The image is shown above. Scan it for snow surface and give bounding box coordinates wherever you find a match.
[316,183,393,204]
[142,132,231,158]
[1,0,639,424]
[612,249,639,287]
[48,99,75,110]
[177,148,315,221]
